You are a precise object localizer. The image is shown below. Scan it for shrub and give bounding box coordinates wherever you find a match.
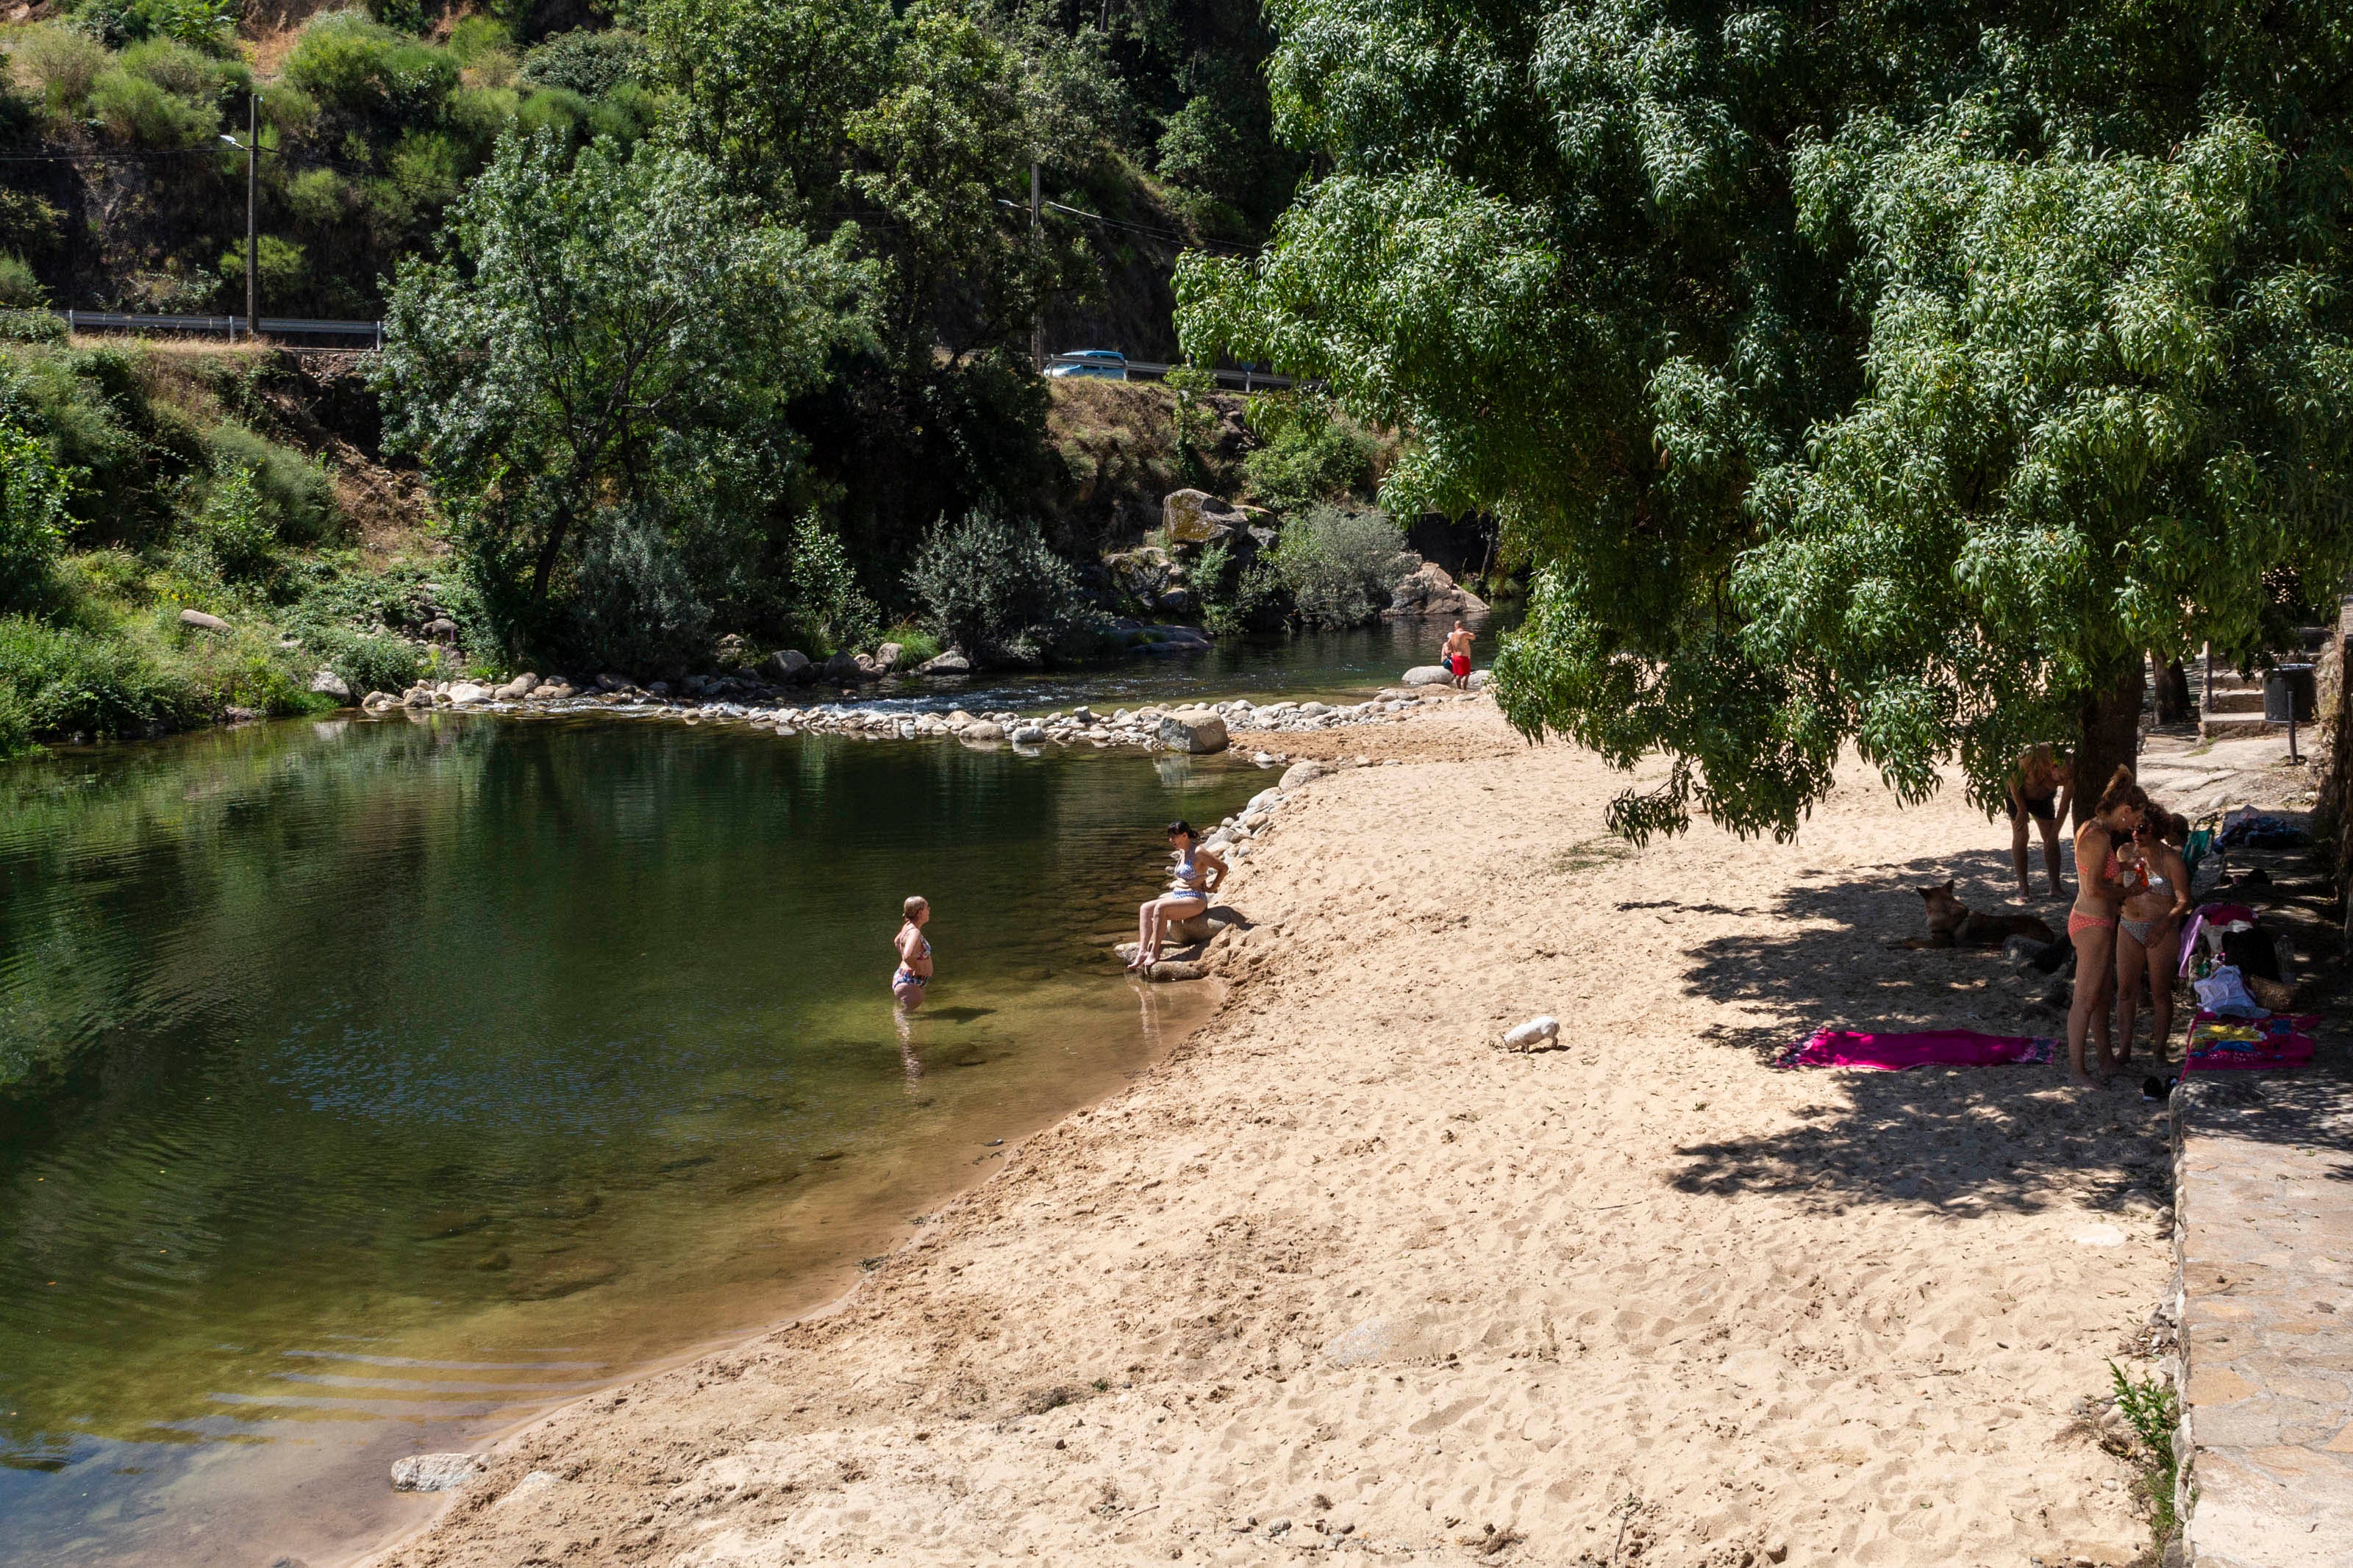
[1243,391,1377,514]
[285,168,349,227]
[188,464,282,586]
[205,423,339,544]
[1190,536,1284,636]
[881,623,941,665]
[904,509,1096,665]
[215,235,308,303]
[0,678,32,758]
[565,505,712,676]
[1270,505,1418,628]
[0,309,63,343]
[284,10,459,129]
[0,613,199,737]
[0,417,69,612]
[520,28,646,98]
[0,254,44,309]
[782,512,878,656]
[301,620,418,697]
[15,25,107,110]
[120,35,240,101]
[89,66,218,146]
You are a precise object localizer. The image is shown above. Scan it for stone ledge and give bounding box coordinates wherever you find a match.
[2169,1073,2353,1567]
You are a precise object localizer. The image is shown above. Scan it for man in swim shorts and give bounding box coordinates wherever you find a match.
[2005,742,2073,899]
[1443,620,1474,690]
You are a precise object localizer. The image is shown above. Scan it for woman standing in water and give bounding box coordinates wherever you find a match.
[1131,821,1225,972]
[2065,767,2146,1087]
[892,895,934,1009]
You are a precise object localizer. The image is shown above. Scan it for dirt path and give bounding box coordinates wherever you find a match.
[374,705,2173,1567]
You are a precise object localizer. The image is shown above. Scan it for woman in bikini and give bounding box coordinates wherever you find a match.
[1131,821,1226,972]
[892,895,934,1009]
[2113,809,2193,1069]
[2065,767,2147,1087]
[2004,743,2074,900]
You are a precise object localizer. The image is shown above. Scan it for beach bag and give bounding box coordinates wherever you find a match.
[2193,965,2264,1018]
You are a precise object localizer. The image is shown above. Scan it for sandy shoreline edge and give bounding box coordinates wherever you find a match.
[365,699,2177,1567]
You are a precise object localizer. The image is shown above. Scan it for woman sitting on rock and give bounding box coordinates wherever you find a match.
[1132,822,1225,973]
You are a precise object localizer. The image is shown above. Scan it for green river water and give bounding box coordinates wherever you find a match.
[0,619,1479,1567]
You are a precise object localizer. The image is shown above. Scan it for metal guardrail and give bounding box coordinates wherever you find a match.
[57,309,384,346]
[1045,353,1294,391]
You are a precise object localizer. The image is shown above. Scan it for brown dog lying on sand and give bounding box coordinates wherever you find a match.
[1910,880,2057,948]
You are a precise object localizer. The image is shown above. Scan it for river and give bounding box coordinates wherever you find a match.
[0,617,1489,1566]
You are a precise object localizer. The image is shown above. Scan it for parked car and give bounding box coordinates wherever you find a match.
[1046,349,1127,381]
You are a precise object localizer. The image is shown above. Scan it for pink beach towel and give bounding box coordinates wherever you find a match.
[2183,1012,2318,1073]
[1775,1028,2058,1071]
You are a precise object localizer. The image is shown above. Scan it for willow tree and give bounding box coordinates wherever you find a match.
[1177,1,2353,838]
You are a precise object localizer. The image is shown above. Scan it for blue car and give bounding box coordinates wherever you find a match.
[1046,349,1127,381]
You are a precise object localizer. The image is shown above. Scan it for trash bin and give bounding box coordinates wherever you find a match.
[2263,663,2315,723]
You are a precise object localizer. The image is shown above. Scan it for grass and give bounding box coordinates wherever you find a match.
[1550,836,1635,876]
[2108,1360,2183,1553]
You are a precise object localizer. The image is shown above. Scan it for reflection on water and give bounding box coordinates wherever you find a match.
[0,712,1261,1567]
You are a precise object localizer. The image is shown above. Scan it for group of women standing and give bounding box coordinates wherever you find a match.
[2063,765,2194,1087]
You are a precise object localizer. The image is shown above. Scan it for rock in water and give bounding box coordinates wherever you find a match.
[1010,725,1047,744]
[391,1453,479,1492]
[495,673,538,699]
[1157,708,1229,754]
[1383,560,1489,619]
[962,721,1006,742]
[872,642,904,673]
[1500,1015,1560,1052]
[823,650,867,683]
[179,608,230,631]
[763,649,811,683]
[1401,665,1453,687]
[307,668,351,701]
[916,650,971,676]
[1147,959,1207,981]
[361,691,400,712]
[446,682,490,704]
[1279,761,1327,791]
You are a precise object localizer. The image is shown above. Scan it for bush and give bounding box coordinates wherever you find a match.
[0,309,64,343]
[284,10,459,129]
[882,623,942,665]
[0,254,45,309]
[15,25,108,110]
[216,235,309,301]
[205,423,339,545]
[0,417,71,614]
[0,613,199,737]
[120,35,240,101]
[782,512,878,655]
[0,678,32,758]
[1190,536,1284,636]
[904,509,1096,665]
[520,28,646,97]
[1270,505,1418,628]
[301,620,418,697]
[565,505,712,676]
[1243,391,1377,514]
[187,464,282,586]
[89,66,217,146]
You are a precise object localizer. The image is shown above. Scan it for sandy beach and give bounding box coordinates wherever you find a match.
[373,701,2179,1567]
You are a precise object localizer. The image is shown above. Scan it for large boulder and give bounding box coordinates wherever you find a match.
[179,608,230,631]
[821,650,868,684]
[1105,546,1176,604]
[871,641,904,673]
[421,616,461,642]
[762,649,813,683]
[1279,760,1327,791]
[916,649,971,676]
[308,667,352,702]
[1401,665,1453,687]
[1383,561,1489,620]
[1158,708,1229,753]
[494,673,538,700]
[1163,488,1246,546]
[446,681,490,704]
[961,720,1007,742]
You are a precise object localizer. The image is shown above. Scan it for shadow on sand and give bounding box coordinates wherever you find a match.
[1665,847,2180,1219]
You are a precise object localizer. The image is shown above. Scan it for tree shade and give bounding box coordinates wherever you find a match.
[1177,0,2353,838]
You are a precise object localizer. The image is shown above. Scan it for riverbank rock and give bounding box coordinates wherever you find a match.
[822,650,872,684]
[763,649,813,683]
[362,691,400,712]
[391,1453,479,1492]
[1147,959,1207,982]
[1158,708,1229,753]
[308,668,351,702]
[1106,546,1178,604]
[1163,488,1245,545]
[1279,761,1327,791]
[495,673,538,700]
[446,682,490,704]
[1402,665,1453,687]
[916,650,971,676]
[179,608,230,631]
[1384,561,1488,620]
[962,721,1006,742]
[871,642,904,673]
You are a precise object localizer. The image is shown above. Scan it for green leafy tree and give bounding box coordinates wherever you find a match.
[375,129,874,650]
[1180,0,2353,838]
[903,507,1095,664]
[0,416,71,615]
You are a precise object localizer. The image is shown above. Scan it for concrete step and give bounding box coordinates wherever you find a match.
[2203,689,2267,715]
[2199,711,2290,740]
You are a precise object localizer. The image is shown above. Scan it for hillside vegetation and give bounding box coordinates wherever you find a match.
[0,1,1429,756]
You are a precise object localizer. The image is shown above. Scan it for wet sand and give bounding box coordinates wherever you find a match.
[371,703,2176,1567]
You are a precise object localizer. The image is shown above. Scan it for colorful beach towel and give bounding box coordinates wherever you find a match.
[2183,1012,2318,1073]
[1775,1028,2059,1071]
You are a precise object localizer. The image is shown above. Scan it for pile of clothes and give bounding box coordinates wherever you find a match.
[2178,899,2315,1072]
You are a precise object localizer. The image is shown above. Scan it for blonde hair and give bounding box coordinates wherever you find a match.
[903,895,928,919]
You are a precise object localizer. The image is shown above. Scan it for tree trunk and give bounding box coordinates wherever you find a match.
[2072,657,2148,826]
[2154,658,2193,725]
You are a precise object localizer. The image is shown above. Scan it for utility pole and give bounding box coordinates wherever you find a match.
[1029,160,1043,372]
[244,90,258,343]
